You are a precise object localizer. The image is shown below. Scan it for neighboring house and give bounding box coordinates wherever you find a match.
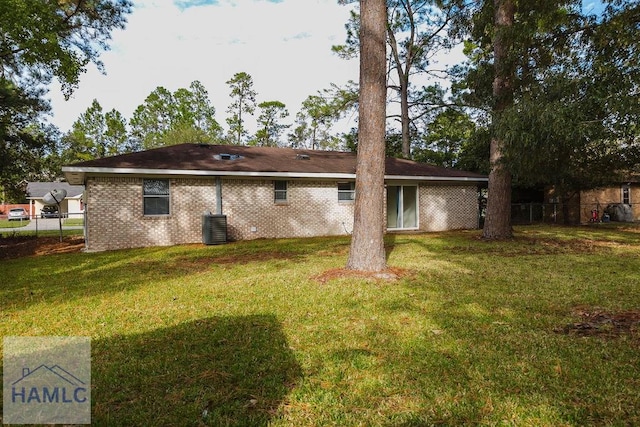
[579,182,638,222]
[62,143,487,252]
[26,182,85,219]
[545,181,639,223]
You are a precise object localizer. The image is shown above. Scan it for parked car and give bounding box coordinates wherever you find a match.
[8,208,29,221]
[41,205,60,218]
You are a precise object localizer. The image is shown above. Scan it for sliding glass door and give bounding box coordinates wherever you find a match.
[387,185,418,229]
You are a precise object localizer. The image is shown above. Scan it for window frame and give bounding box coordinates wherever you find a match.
[338,181,355,202]
[143,179,171,216]
[386,185,419,230]
[274,180,288,203]
[622,185,631,205]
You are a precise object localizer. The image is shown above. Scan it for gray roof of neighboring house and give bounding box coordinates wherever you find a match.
[62,143,487,185]
[26,182,84,199]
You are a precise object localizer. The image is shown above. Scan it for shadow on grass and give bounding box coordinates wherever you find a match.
[1,236,351,312]
[92,315,301,426]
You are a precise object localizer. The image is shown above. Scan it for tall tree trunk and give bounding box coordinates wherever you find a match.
[482,0,514,239]
[387,16,412,159]
[400,73,411,158]
[347,0,387,272]
[237,95,243,145]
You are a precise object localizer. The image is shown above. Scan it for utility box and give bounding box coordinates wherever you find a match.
[202,213,227,245]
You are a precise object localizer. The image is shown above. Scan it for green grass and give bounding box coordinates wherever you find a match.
[0,228,83,238]
[0,219,30,228]
[1,224,640,426]
[63,217,84,226]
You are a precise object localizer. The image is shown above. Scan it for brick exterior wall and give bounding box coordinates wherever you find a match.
[420,184,480,231]
[85,176,480,251]
[580,185,639,222]
[86,177,218,251]
[223,179,355,241]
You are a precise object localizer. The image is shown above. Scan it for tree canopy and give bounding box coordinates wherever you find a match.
[334,0,459,158]
[253,101,289,147]
[0,0,131,200]
[226,72,257,145]
[130,81,222,150]
[450,0,640,230]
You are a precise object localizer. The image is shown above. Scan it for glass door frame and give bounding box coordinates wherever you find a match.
[386,184,419,230]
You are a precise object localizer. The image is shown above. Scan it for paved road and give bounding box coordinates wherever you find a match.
[2,218,84,233]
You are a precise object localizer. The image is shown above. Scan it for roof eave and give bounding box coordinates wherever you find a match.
[62,166,488,183]
[385,174,488,183]
[62,166,356,180]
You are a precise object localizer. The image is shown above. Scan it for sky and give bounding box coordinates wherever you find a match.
[47,0,604,137]
[47,0,360,134]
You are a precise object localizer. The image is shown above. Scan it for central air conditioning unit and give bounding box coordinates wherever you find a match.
[202,213,227,245]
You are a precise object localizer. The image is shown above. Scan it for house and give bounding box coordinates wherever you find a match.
[578,181,639,222]
[61,143,487,251]
[545,181,639,224]
[26,182,85,219]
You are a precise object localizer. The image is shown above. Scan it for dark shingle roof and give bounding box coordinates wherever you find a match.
[63,143,486,183]
[26,182,84,198]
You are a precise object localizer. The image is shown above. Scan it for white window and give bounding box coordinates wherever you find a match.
[143,179,170,215]
[622,185,631,204]
[338,182,355,201]
[274,181,288,203]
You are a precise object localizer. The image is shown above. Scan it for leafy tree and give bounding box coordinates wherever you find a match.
[334,0,458,158]
[104,109,132,154]
[129,86,174,149]
[65,99,107,161]
[483,0,515,239]
[0,0,131,196]
[162,123,218,147]
[288,82,357,150]
[454,0,640,229]
[0,82,58,200]
[347,0,387,272]
[173,81,222,139]
[289,94,342,150]
[0,0,132,97]
[253,101,289,147]
[61,100,131,164]
[130,81,221,149]
[456,127,490,175]
[226,72,257,145]
[413,108,476,167]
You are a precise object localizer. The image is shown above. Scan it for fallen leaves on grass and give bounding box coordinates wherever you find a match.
[556,306,640,338]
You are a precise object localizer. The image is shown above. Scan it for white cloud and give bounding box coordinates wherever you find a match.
[48,0,359,134]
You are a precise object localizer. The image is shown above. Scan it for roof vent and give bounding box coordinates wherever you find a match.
[214,153,243,161]
[296,154,310,160]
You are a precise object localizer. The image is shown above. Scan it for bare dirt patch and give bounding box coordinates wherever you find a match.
[556,306,640,338]
[448,235,624,256]
[0,235,85,260]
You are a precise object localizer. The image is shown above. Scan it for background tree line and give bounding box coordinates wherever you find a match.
[1,0,638,229]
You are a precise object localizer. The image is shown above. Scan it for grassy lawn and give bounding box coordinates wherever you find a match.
[1,224,639,426]
[0,219,30,228]
[62,217,84,226]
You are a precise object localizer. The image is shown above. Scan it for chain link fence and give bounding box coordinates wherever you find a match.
[509,203,636,225]
[1,211,85,235]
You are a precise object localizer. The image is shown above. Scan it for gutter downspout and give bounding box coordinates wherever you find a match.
[83,189,89,251]
[215,177,222,215]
